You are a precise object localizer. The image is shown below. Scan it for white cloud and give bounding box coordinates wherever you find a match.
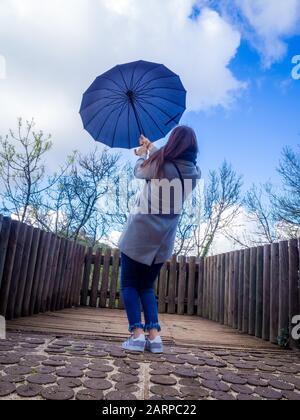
[0,0,243,164]
[235,0,300,66]
[0,55,6,79]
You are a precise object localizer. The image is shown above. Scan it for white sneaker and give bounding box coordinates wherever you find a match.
[145,336,164,354]
[122,334,146,352]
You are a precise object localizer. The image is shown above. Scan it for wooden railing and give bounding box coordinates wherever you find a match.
[0,215,86,320]
[0,215,299,347]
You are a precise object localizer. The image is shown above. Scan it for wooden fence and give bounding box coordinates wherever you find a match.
[0,215,86,320]
[0,215,299,346]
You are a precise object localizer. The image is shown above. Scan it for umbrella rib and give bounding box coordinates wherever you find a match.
[85,87,122,95]
[135,101,166,137]
[137,75,181,92]
[95,103,124,141]
[132,64,162,91]
[140,86,186,93]
[137,96,183,122]
[82,99,125,128]
[137,93,186,109]
[80,97,125,112]
[99,75,126,92]
[129,61,140,90]
[117,65,129,91]
[111,102,127,148]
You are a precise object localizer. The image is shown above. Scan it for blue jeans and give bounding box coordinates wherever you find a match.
[121,253,164,333]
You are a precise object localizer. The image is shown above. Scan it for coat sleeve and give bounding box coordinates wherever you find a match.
[134,146,158,180]
[195,165,202,180]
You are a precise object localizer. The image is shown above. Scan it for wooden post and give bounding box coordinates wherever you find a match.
[90,248,102,308]
[177,255,186,315]
[219,254,226,325]
[0,221,20,317]
[242,248,250,334]
[233,251,240,330]
[238,249,244,331]
[0,217,11,290]
[249,247,257,336]
[270,243,280,344]
[288,239,299,348]
[224,253,229,325]
[168,255,177,314]
[158,263,167,314]
[278,241,289,339]
[255,246,264,338]
[228,252,235,327]
[213,256,218,322]
[262,244,271,341]
[40,234,57,313]
[51,238,67,311]
[202,257,207,318]
[6,223,27,320]
[56,239,71,310]
[65,241,77,307]
[14,225,34,318]
[71,244,84,307]
[187,256,196,316]
[34,232,52,314]
[100,248,111,308]
[22,228,41,317]
[80,247,93,306]
[109,249,120,309]
[197,257,204,317]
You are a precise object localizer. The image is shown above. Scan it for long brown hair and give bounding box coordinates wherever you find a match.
[142,125,198,178]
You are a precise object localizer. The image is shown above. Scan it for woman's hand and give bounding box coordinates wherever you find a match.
[139,134,155,151]
[134,145,148,157]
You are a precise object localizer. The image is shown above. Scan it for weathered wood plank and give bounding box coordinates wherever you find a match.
[187,257,196,316]
[14,225,34,318]
[177,255,186,315]
[51,238,67,311]
[99,248,111,308]
[288,239,299,348]
[255,246,264,338]
[158,263,168,314]
[270,243,280,344]
[278,240,289,339]
[109,249,120,309]
[0,217,11,290]
[34,232,52,314]
[6,223,27,320]
[219,254,226,325]
[0,221,20,317]
[197,258,204,317]
[80,247,93,306]
[249,247,257,336]
[242,248,250,334]
[238,249,244,331]
[262,244,271,341]
[233,251,239,330]
[22,228,41,317]
[90,248,102,308]
[168,255,177,314]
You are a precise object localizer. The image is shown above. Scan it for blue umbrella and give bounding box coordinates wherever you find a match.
[80,60,186,149]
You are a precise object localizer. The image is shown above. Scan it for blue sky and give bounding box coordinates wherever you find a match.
[0,0,300,195]
[185,35,300,190]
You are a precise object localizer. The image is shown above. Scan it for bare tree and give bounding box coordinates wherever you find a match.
[272,146,300,232]
[35,147,120,242]
[175,161,243,257]
[0,118,59,222]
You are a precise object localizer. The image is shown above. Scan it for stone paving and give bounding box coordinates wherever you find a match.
[0,332,300,400]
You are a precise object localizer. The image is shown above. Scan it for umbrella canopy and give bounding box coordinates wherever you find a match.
[80,60,186,149]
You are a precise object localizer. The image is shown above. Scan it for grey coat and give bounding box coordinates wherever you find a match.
[118,150,201,266]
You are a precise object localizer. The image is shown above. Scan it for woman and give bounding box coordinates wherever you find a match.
[118,125,201,353]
